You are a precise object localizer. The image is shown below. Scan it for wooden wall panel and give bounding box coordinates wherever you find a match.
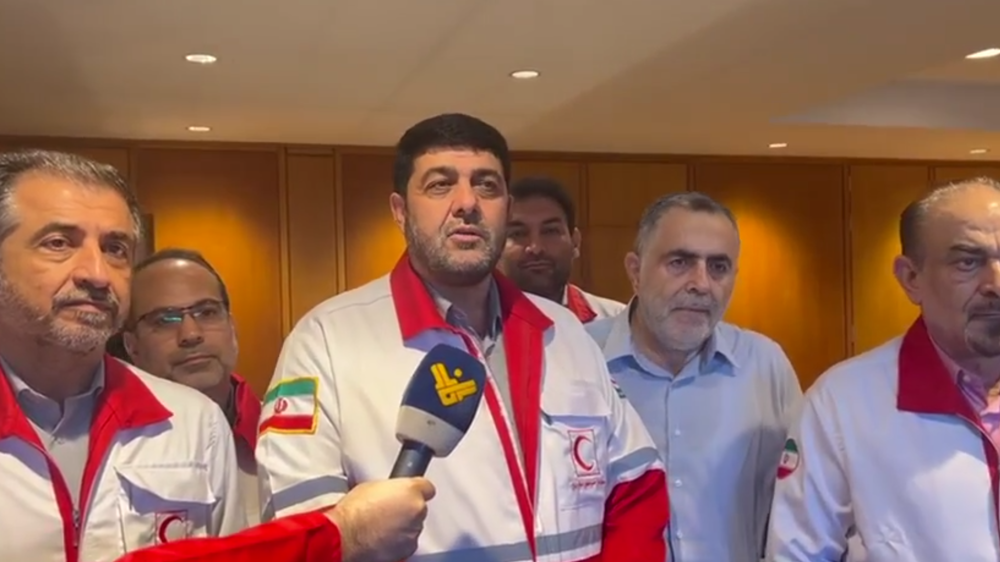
[934,166,1000,183]
[285,151,339,326]
[510,160,587,285]
[694,162,847,386]
[339,153,403,290]
[133,148,283,395]
[848,165,930,354]
[586,162,689,301]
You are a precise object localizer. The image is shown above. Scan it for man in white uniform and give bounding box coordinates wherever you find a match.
[499,176,625,323]
[768,177,1000,561]
[123,249,262,525]
[256,113,670,562]
[0,149,245,562]
[588,192,802,562]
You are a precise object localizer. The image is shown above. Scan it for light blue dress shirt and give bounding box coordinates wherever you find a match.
[587,304,802,562]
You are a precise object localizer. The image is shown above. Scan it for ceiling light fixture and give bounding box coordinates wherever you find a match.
[970,148,989,155]
[510,69,540,80]
[185,53,218,65]
[187,125,211,132]
[768,142,788,149]
[966,48,1000,60]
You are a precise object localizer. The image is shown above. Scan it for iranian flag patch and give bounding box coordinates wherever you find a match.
[777,438,800,479]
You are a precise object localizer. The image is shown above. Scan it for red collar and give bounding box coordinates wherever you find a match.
[0,355,172,440]
[389,252,553,340]
[564,284,598,324]
[897,316,976,418]
[230,372,261,450]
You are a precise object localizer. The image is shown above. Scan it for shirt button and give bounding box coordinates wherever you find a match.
[676,530,684,539]
[673,429,682,436]
[673,479,683,487]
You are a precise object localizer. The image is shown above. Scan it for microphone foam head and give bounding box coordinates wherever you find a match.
[395,343,488,457]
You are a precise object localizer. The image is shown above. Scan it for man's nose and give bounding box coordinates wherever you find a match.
[686,261,711,293]
[71,242,112,289]
[452,182,479,213]
[177,315,205,347]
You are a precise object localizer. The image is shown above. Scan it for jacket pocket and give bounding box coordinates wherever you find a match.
[114,462,217,550]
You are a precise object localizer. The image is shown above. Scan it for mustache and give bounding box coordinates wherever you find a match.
[53,289,120,314]
[669,297,717,312]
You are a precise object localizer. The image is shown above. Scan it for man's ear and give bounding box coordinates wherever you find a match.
[571,227,582,259]
[389,192,406,232]
[893,254,923,306]
[122,331,138,361]
[624,251,641,294]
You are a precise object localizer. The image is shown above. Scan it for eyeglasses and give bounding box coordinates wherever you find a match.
[136,299,229,332]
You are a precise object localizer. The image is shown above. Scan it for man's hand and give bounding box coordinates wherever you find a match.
[325,478,436,562]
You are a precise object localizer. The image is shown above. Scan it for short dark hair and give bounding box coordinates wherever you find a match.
[634,191,738,254]
[392,113,511,195]
[131,248,231,314]
[510,176,577,231]
[900,176,1000,263]
[0,149,143,245]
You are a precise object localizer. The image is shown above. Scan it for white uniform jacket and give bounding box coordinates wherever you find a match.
[767,317,1000,561]
[0,356,246,562]
[256,253,669,562]
[562,284,625,324]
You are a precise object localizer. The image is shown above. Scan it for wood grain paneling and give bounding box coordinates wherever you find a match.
[586,162,688,301]
[339,153,403,289]
[848,165,930,354]
[133,148,283,395]
[285,152,339,325]
[694,162,847,386]
[934,166,1000,183]
[510,160,587,285]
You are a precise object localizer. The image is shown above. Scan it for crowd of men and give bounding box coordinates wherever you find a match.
[1,111,999,562]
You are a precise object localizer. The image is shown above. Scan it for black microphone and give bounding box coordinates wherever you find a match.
[389,344,488,478]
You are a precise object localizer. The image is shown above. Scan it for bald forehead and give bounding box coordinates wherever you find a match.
[131,259,223,307]
[922,183,1000,249]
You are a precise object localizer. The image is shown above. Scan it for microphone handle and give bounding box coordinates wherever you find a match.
[389,441,434,478]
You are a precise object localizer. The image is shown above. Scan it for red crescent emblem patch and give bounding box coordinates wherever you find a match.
[155,511,189,544]
[567,428,601,478]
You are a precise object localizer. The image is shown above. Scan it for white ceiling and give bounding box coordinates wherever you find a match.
[2,0,1000,160]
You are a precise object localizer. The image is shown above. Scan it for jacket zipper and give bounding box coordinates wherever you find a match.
[27,441,81,562]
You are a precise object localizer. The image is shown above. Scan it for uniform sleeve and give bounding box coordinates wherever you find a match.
[257,315,348,521]
[112,511,341,562]
[766,385,852,562]
[208,401,249,536]
[592,343,669,561]
[756,343,804,559]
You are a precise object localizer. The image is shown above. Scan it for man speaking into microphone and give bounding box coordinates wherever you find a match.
[256,113,669,562]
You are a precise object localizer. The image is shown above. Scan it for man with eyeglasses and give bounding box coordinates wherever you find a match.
[122,248,263,524]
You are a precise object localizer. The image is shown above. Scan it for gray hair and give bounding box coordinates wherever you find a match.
[0,149,143,245]
[634,191,738,254]
[899,176,1000,263]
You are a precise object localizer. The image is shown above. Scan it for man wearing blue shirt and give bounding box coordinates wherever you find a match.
[587,192,802,562]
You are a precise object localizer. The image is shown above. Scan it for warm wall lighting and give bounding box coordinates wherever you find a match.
[185,53,218,65]
[970,148,990,155]
[510,69,540,80]
[768,142,788,149]
[966,48,1000,60]
[187,125,211,132]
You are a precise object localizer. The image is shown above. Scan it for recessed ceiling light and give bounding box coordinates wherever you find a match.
[966,48,1000,60]
[187,126,211,132]
[510,69,540,80]
[185,54,217,65]
[768,142,788,149]
[970,148,989,155]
